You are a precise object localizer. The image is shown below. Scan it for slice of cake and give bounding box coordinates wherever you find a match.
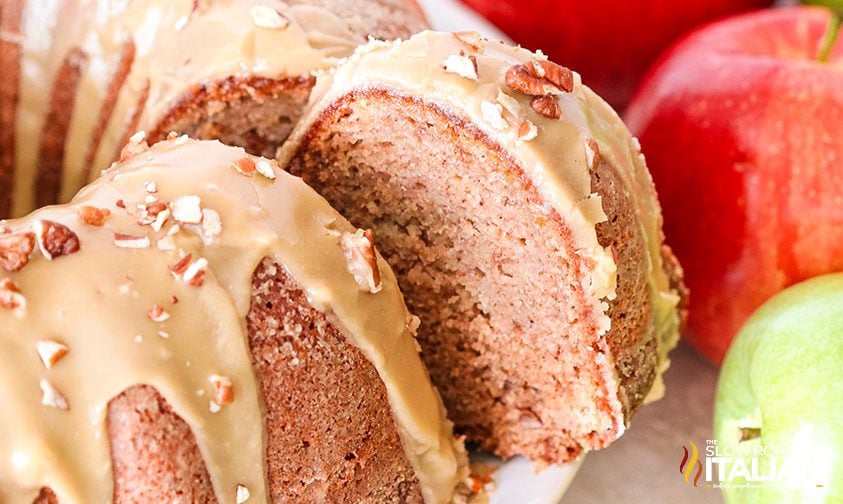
[281,30,687,464]
[0,137,466,503]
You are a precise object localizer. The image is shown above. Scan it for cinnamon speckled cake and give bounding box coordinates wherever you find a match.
[281,30,687,465]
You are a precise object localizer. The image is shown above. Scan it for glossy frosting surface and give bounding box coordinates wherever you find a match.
[0,138,465,504]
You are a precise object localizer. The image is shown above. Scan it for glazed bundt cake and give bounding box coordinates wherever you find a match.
[0,0,427,218]
[281,31,687,464]
[0,137,466,503]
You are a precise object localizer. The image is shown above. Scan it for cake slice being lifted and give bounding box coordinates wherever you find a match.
[0,137,466,503]
[281,30,687,464]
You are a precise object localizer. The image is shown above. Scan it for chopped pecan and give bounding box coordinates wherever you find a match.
[34,220,80,260]
[171,254,207,287]
[77,206,111,227]
[518,120,538,141]
[254,158,277,180]
[0,232,36,272]
[236,484,251,504]
[452,31,484,51]
[210,374,234,405]
[340,229,382,293]
[40,379,69,410]
[530,94,562,119]
[113,233,151,249]
[37,340,69,368]
[233,157,256,176]
[170,196,203,224]
[0,278,25,311]
[147,304,170,322]
[505,60,574,97]
[441,54,478,81]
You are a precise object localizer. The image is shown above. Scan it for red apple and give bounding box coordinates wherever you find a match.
[625,6,843,364]
[459,0,772,109]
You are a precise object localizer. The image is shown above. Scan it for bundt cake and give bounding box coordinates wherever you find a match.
[0,0,427,218]
[280,31,687,464]
[0,137,466,503]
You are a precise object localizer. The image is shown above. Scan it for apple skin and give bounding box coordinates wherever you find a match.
[459,0,771,109]
[624,7,843,364]
[713,273,843,503]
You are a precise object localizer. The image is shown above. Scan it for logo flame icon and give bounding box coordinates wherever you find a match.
[680,441,703,487]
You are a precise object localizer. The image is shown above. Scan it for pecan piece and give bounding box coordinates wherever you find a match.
[232,157,256,176]
[505,60,574,97]
[34,220,80,260]
[530,95,562,119]
[340,229,382,293]
[210,374,234,405]
[0,278,25,311]
[77,206,111,227]
[40,379,69,410]
[37,340,69,368]
[0,232,36,272]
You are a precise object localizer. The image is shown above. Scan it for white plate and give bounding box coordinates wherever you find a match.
[418,0,583,502]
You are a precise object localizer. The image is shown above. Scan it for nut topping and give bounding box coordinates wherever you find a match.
[340,229,382,294]
[171,254,208,287]
[210,374,234,405]
[147,304,170,323]
[236,484,251,503]
[33,220,80,260]
[480,101,508,130]
[77,206,111,227]
[201,208,222,240]
[40,379,69,411]
[120,131,149,161]
[233,157,257,176]
[505,60,574,96]
[37,340,69,368]
[250,5,289,29]
[0,278,25,312]
[114,233,151,249]
[496,91,521,117]
[170,195,203,224]
[441,54,478,81]
[0,232,35,272]
[530,94,561,119]
[254,158,277,180]
[518,120,538,141]
[452,31,484,51]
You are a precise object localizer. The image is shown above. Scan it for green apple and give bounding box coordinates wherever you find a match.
[714,273,843,503]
